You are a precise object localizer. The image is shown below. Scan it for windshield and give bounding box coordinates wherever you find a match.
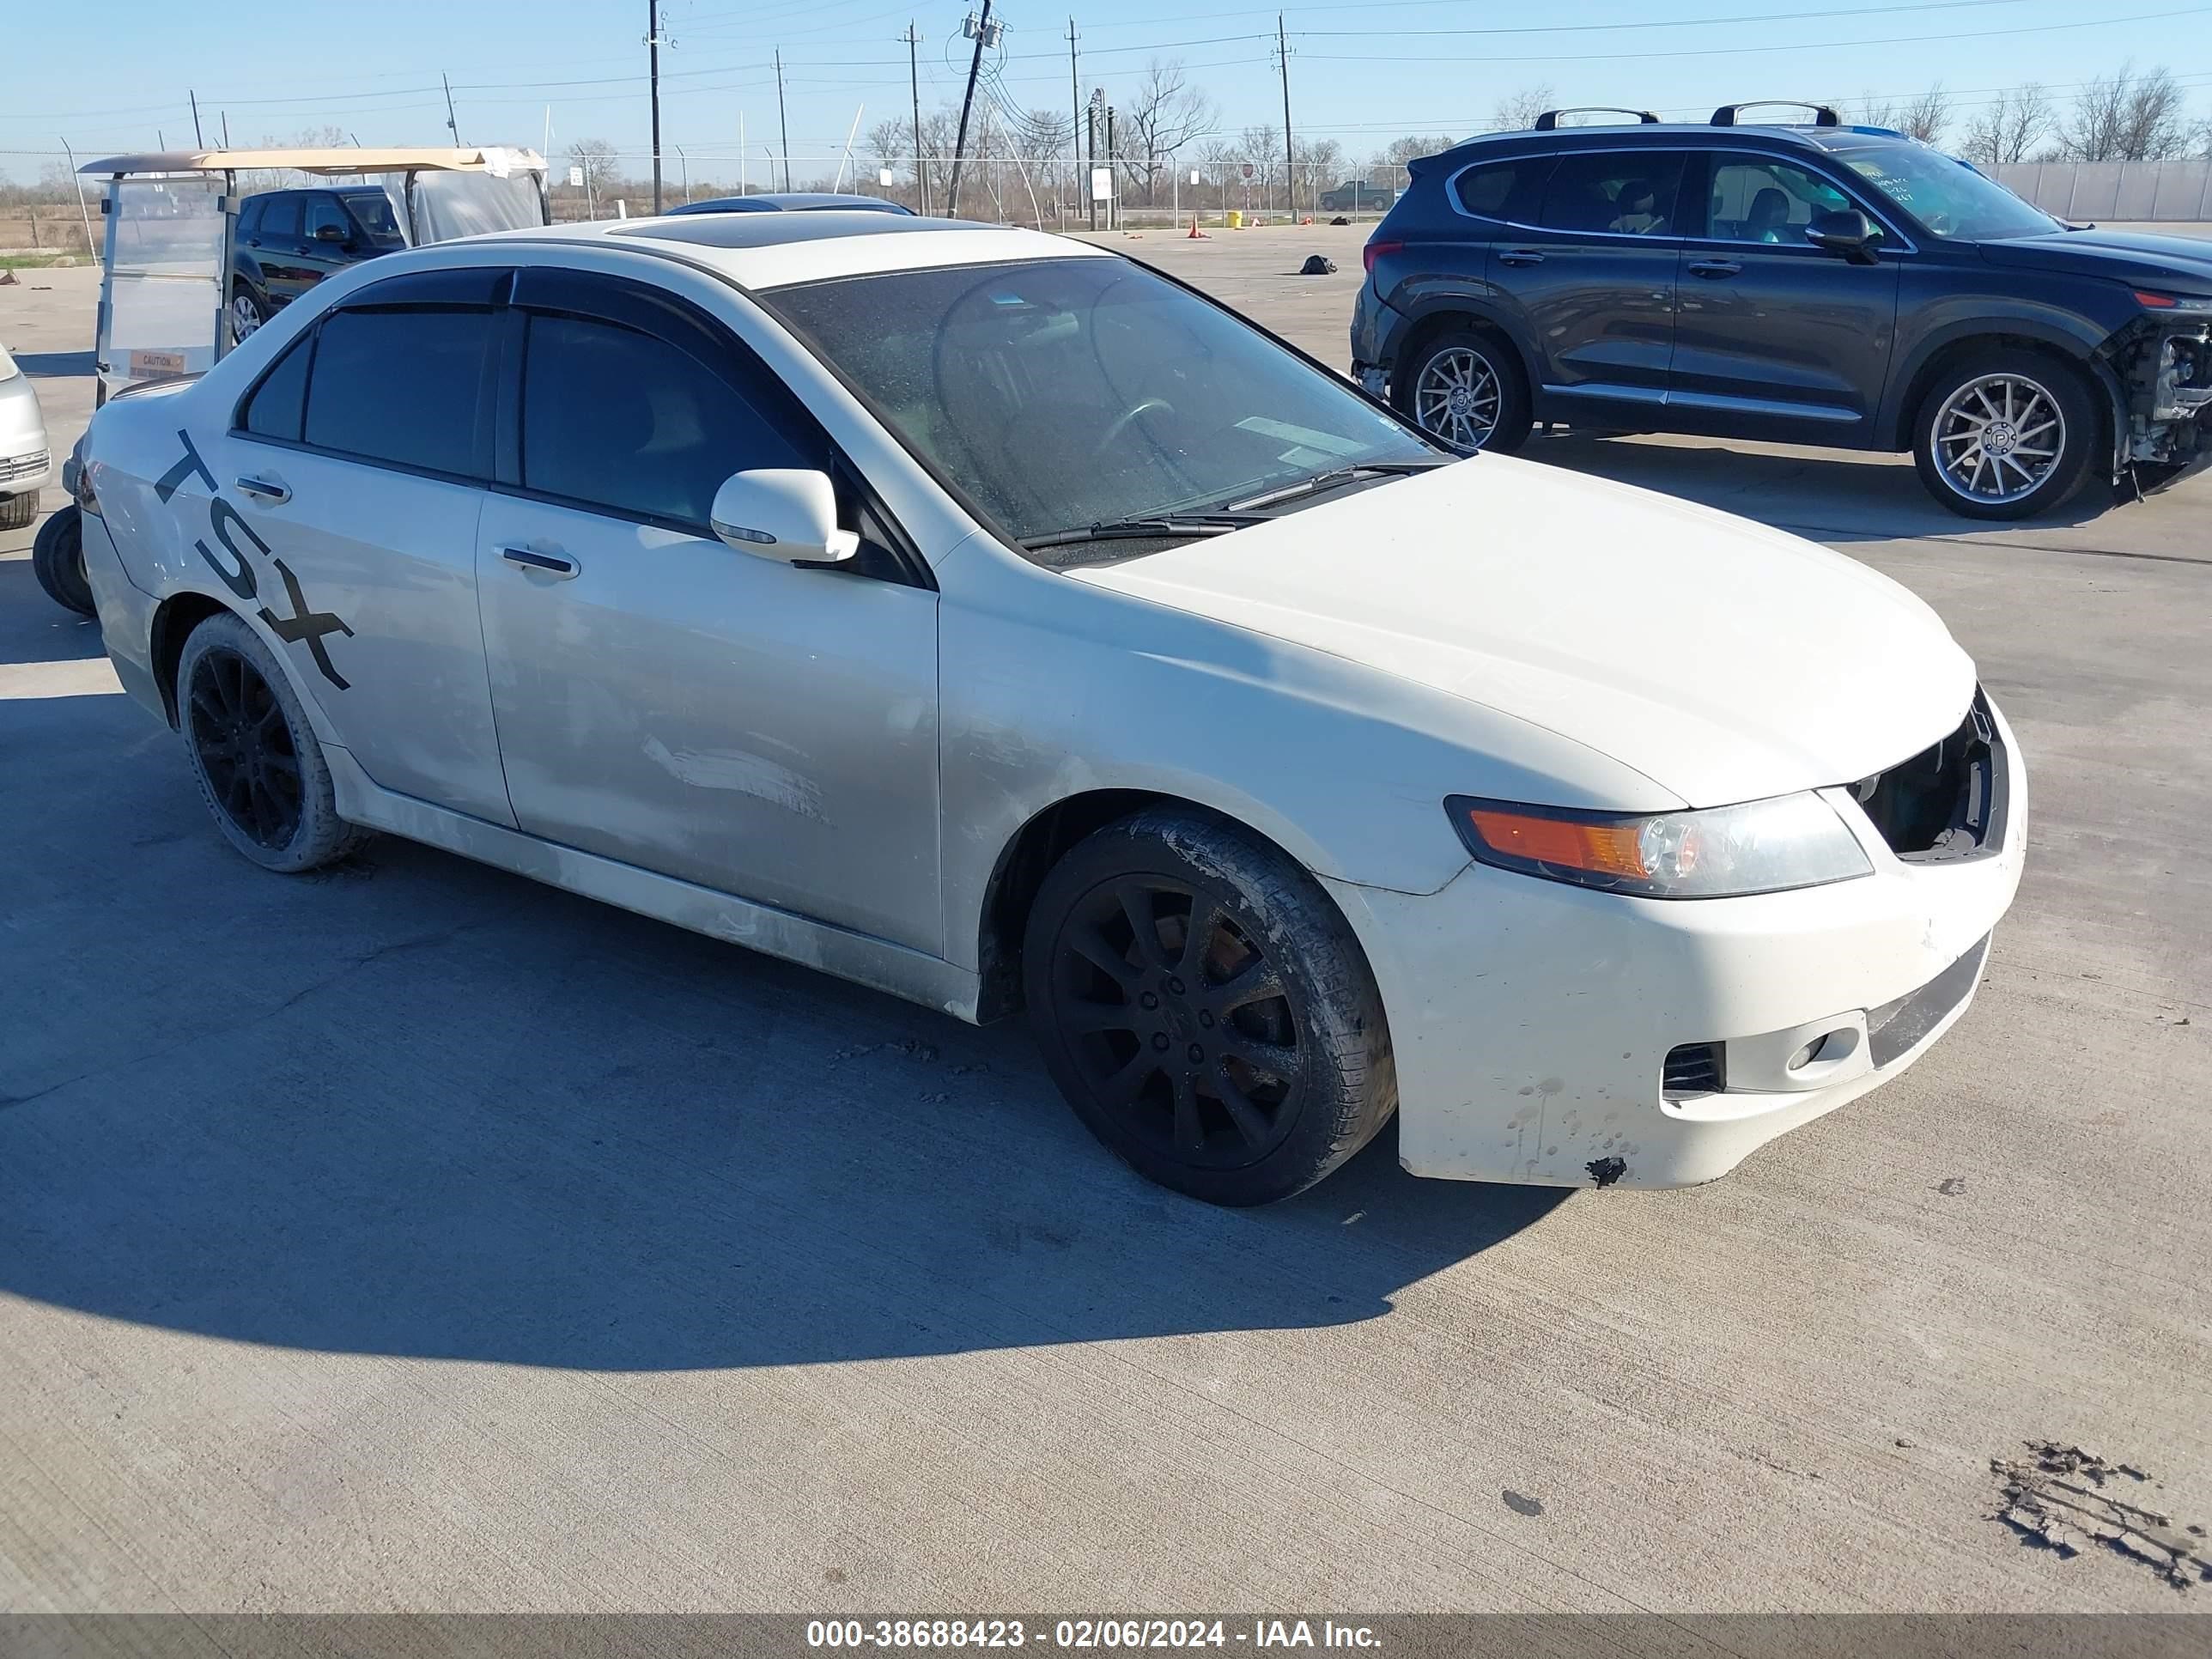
[339,191,406,248]
[1836,145,2060,241]
[764,257,1442,544]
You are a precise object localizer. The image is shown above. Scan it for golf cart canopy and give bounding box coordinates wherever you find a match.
[81,146,549,403]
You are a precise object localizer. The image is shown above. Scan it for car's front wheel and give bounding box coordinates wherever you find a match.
[32,503,94,615]
[1912,349,2096,520]
[177,611,369,873]
[1399,327,1532,455]
[1022,806,1396,1206]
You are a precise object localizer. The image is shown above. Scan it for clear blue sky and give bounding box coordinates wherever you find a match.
[5,0,2208,183]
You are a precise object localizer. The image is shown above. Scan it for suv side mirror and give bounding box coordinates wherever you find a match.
[1805,208,1882,263]
[709,470,859,567]
[313,222,349,244]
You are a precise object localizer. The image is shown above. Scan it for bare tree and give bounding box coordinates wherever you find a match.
[1296,135,1346,201]
[1489,84,1555,132]
[1960,83,2053,164]
[2059,63,2192,161]
[1120,58,1220,204]
[1859,85,1948,142]
[565,138,620,192]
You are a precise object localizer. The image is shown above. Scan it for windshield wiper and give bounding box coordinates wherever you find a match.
[1020,512,1267,551]
[1224,459,1450,514]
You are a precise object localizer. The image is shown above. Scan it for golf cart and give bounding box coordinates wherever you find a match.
[33,146,549,616]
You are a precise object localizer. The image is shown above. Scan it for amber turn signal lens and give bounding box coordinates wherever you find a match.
[1461,805,1650,881]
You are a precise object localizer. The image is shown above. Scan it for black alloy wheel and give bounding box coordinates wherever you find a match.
[1047,875,1304,1170]
[186,645,304,850]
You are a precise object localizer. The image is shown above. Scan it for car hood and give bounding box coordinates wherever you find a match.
[1069,458,1975,809]
[1979,227,2212,295]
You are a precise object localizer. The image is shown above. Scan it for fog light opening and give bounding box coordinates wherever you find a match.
[1789,1028,1859,1073]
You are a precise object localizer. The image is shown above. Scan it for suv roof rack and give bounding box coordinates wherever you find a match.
[1533,106,1662,131]
[1711,100,1841,128]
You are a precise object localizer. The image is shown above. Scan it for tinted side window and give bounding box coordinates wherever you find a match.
[1705,157,1855,244]
[1453,159,1547,222]
[239,331,313,441]
[260,195,301,238]
[519,313,811,528]
[302,196,351,241]
[302,307,493,476]
[1536,153,1686,236]
[238,196,264,237]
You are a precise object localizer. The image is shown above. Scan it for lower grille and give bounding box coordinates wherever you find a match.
[0,449,48,484]
[1850,690,2007,863]
[1663,1041,1725,1097]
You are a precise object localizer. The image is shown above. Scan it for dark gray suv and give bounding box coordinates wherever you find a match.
[1352,103,2212,517]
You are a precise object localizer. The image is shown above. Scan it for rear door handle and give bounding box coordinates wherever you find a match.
[1497,249,1547,267]
[501,545,580,578]
[1687,259,1743,279]
[234,475,290,504]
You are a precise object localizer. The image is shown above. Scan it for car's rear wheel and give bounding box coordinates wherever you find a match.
[1022,806,1396,1206]
[1912,349,2095,520]
[177,611,368,873]
[1399,327,1532,455]
[32,503,94,615]
[0,491,36,532]
[229,285,269,344]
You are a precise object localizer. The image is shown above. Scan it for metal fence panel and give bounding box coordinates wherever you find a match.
[1992,160,2212,222]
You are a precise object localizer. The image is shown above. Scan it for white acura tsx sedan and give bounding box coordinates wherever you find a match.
[76,210,2024,1206]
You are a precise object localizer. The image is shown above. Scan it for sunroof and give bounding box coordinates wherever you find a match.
[612,213,986,249]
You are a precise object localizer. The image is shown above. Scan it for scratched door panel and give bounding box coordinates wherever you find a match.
[477,494,944,955]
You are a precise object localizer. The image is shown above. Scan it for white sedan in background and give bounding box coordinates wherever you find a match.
[0,342,52,532]
[75,210,2023,1205]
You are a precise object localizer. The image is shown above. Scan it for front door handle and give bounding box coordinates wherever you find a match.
[1687,259,1743,279]
[1497,249,1547,267]
[234,475,290,504]
[501,545,580,578]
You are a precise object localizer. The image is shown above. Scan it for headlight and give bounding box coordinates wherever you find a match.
[1443,791,1872,900]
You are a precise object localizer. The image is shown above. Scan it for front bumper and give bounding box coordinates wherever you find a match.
[1323,701,2027,1189]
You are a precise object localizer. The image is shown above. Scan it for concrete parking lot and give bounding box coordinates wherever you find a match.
[3,230,2209,1613]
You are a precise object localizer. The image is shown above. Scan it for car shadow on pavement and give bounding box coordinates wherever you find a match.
[0,556,105,663]
[0,735,1568,1371]
[1526,432,2122,544]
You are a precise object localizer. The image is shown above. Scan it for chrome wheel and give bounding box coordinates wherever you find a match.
[1930,374,2065,505]
[1413,346,1502,447]
[229,293,263,343]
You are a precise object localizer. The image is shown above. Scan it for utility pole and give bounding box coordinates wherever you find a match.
[221,112,231,147]
[647,0,664,213]
[443,73,461,145]
[189,91,204,149]
[1276,15,1296,221]
[1106,103,1116,232]
[947,0,996,216]
[775,50,791,191]
[1067,19,1081,230]
[905,22,928,214]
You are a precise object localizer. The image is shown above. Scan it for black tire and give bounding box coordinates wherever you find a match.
[176,610,370,873]
[32,503,95,616]
[1396,325,1533,455]
[0,490,37,532]
[1911,348,2096,520]
[1022,806,1396,1206]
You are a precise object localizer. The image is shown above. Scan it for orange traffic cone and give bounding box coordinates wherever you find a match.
[1187,214,1209,239]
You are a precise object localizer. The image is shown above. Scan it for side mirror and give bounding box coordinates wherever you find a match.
[709,469,859,567]
[1805,208,1881,263]
[313,222,349,244]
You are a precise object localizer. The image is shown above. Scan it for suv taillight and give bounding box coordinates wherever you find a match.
[1363,240,1402,275]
